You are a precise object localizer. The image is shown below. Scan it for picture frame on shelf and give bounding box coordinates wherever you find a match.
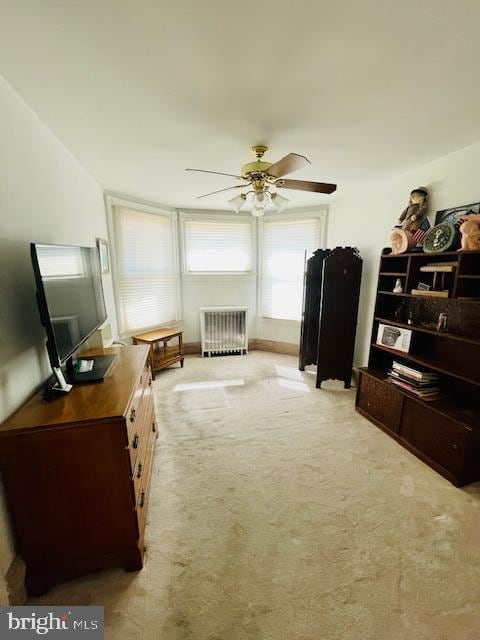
[435,202,480,226]
[96,237,110,274]
[376,323,412,353]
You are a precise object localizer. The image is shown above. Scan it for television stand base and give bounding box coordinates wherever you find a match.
[67,354,117,384]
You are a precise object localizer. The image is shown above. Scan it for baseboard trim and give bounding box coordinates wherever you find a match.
[183,340,299,357]
[251,339,299,356]
[6,555,26,605]
[183,342,201,355]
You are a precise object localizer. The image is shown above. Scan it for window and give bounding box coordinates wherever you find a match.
[183,215,253,273]
[260,217,322,321]
[113,205,179,334]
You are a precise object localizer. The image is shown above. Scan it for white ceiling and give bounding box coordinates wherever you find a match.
[1,0,480,209]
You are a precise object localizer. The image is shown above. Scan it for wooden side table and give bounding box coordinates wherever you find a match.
[132,328,184,380]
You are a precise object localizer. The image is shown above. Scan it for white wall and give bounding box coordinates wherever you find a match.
[182,275,257,343]
[328,141,480,368]
[0,76,117,604]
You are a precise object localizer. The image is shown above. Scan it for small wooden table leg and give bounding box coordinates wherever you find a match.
[149,346,156,381]
[179,333,184,367]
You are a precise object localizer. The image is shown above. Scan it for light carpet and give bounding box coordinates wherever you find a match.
[30,352,480,639]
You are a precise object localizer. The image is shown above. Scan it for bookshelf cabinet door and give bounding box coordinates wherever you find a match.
[357,373,403,434]
[401,399,466,476]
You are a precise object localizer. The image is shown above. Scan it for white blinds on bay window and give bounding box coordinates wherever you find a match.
[183,218,252,272]
[113,206,179,334]
[261,218,320,321]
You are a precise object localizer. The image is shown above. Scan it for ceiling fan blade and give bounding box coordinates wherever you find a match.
[266,153,311,178]
[186,168,245,180]
[197,184,247,199]
[277,179,337,194]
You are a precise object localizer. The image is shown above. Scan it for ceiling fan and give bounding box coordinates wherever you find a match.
[186,145,336,216]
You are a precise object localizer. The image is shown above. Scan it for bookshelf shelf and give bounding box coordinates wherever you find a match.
[371,343,480,387]
[379,271,407,276]
[356,247,480,486]
[374,316,480,347]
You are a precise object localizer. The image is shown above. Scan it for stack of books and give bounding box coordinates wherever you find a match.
[388,361,440,400]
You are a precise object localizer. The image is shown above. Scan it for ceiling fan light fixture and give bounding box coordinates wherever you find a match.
[271,192,289,213]
[227,192,247,213]
[252,191,270,210]
[251,205,265,217]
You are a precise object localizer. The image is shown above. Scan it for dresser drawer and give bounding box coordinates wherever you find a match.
[356,372,403,434]
[132,400,155,501]
[136,423,157,539]
[126,362,153,441]
[128,384,154,468]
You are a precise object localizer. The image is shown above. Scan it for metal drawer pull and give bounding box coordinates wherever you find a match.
[152,421,156,433]
[148,377,152,386]
[130,407,136,423]
[136,463,143,479]
[132,434,139,449]
[140,491,145,508]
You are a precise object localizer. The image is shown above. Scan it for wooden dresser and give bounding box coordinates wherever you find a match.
[0,345,158,596]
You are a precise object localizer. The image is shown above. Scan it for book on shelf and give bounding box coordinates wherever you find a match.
[388,375,440,398]
[388,379,441,401]
[411,289,449,298]
[389,370,438,387]
[388,360,441,400]
[419,262,457,273]
[391,361,439,382]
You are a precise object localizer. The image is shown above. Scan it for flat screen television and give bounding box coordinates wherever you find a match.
[31,242,116,389]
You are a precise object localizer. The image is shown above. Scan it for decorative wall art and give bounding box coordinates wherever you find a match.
[96,237,110,274]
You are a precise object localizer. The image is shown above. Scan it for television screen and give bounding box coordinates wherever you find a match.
[31,243,107,364]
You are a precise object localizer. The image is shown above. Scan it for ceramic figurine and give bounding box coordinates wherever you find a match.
[437,312,448,332]
[397,187,429,232]
[459,214,480,250]
[393,278,403,293]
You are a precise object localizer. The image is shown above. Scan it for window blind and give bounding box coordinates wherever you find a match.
[113,206,178,334]
[184,218,252,272]
[261,218,320,321]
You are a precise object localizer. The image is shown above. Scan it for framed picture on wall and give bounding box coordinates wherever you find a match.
[96,237,110,274]
[435,202,480,226]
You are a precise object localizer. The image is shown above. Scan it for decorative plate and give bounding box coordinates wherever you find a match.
[423,223,457,253]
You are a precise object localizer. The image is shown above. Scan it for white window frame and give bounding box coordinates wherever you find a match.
[179,210,256,278]
[105,194,182,338]
[257,207,328,323]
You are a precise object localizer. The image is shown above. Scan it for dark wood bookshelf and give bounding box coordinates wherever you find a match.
[356,247,480,486]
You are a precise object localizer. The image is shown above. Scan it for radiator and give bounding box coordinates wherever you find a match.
[200,306,249,357]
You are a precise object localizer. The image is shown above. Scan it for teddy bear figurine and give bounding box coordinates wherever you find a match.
[397,187,429,232]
